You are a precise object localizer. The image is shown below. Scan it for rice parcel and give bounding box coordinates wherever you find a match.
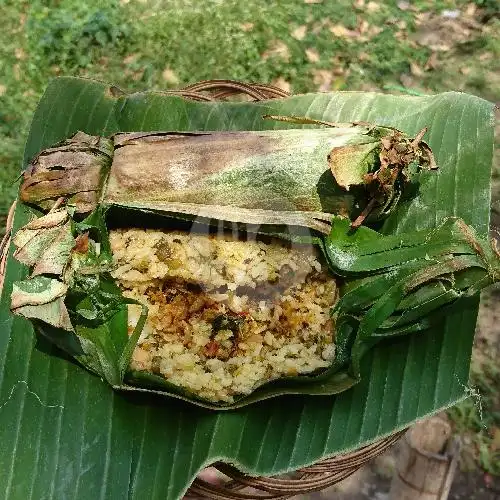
[110,229,337,403]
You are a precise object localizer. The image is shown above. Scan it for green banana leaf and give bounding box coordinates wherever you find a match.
[0,77,494,499]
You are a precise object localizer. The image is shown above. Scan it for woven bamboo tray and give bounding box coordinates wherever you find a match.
[0,80,406,499]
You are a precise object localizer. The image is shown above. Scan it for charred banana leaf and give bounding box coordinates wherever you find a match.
[20,123,435,232]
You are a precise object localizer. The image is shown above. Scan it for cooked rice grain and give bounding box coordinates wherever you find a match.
[110,229,337,403]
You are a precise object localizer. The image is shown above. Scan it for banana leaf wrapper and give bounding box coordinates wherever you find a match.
[10,125,499,409]
[20,124,435,232]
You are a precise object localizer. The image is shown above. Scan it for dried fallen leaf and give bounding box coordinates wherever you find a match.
[358,19,369,34]
[312,69,332,92]
[14,48,25,60]
[131,69,144,82]
[332,63,346,76]
[0,84,6,97]
[414,14,425,26]
[304,0,322,3]
[358,52,370,62]
[353,0,365,8]
[395,31,407,42]
[410,61,424,77]
[262,40,290,62]
[74,233,89,254]
[479,52,493,61]
[123,53,139,65]
[162,68,179,85]
[305,48,320,63]
[329,23,358,39]
[465,3,477,17]
[292,25,307,40]
[460,66,471,75]
[272,77,291,93]
[240,22,254,32]
[369,26,383,37]
[424,52,439,71]
[330,24,348,37]
[366,1,380,12]
[397,0,410,10]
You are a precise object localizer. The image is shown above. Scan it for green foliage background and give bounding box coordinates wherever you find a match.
[1,0,499,217]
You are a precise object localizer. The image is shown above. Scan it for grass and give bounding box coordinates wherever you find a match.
[1,0,499,216]
[0,0,499,475]
[448,342,500,475]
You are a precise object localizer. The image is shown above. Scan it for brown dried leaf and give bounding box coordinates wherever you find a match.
[410,61,424,77]
[424,52,439,71]
[272,77,291,93]
[304,0,322,3]
[305,48,320,63]
[353,0,365,8]
[465,3,477,18]
[358,19,369,34]
[15,48,25,60]
[240,22,254,32]
[162,68,180,85]
[479,52,493,61]
[262,40,290,62]
[368,26,383,37]
[330,23,358,39]
[460,66,471,75]
[414,12,431,26]
[332,65,346,76]
[74,233,89,254]
[366,1,380,12]
[131,70,144,82]
[123,53,139,65]
[0,85,6,97]
[292,25,307,40]
[312,69,332,92]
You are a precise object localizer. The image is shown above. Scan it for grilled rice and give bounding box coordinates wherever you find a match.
[110,229,337,403]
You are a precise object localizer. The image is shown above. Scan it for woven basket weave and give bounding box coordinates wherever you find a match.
[0,80,405,499]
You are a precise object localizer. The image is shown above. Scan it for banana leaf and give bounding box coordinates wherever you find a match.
[8,206,498,408]
[0,77,495,499]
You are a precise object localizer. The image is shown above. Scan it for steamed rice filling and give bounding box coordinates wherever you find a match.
[110,228,337,403]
